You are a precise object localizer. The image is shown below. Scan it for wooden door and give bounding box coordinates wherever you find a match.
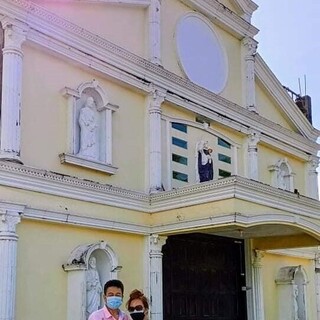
[162,233,247,320]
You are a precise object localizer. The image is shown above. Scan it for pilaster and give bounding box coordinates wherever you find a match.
[148,87,166,193]
[148,0,162,65]
[252,250,265,320]
[247,130,260,181]
[315,253,320,320]
[0,204,24,320]
[0,18,28,163]
[242,37,257,112]
[149,234,167,320]
[306,155,319,199]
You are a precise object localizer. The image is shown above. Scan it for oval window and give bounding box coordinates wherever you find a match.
[176,15,228,94]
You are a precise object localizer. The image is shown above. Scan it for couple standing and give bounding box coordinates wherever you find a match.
[88,279,148,320]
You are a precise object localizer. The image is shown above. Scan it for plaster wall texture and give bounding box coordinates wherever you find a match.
[21,45,146,191]
[33,1,146,57]
[256,81,296,131]
[15,220,146,320]
[161,0,243,106]
[262,253,316,320]
[0,186,151,225]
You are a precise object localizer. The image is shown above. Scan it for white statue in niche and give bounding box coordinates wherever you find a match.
[86,256,102,318]
[77,96,99,161]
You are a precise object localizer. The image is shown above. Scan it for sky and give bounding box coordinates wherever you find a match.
[252,0,320,131]
[252,0,320,190]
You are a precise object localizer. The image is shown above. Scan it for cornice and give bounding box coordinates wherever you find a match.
[179,0,258,39]
[32,0,150,5]
[0,1,318,156]
[166,92,318,156]
[0,161,150,211]
[255,54,320,141]
[0,162,320,220]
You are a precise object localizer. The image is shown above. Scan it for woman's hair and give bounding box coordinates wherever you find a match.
[126,289,149,310]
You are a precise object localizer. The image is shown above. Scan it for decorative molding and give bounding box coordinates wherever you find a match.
[229,0,258,22]
[32,0,150,5]
[267,248,319,260]
[179,0,259,39]
[0,0,316,159]
[59,153,118,175]
[164,92,318,158]
[1,162,320,224]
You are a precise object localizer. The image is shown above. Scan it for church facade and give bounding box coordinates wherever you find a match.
[0,0,320,319]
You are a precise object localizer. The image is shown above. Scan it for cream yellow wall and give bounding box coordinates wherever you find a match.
[262,252,317,320]
[256,81,297,131]
[258,144,306,194]
[0,185,152,226]
[161,0,243,106]
[21,44,146,191]
[33,1,147,57]
[16,220,146,320]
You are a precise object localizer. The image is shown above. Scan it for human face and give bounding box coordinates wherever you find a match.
[128,298,145,313]
[105,286,123,298]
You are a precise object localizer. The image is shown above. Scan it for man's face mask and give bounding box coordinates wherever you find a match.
[105,296,122,310]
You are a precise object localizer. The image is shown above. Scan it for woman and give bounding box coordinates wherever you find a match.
[126,289,149,320]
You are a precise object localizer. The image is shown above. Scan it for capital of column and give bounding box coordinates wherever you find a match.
[308,155,319,172]
[247,130,260,150]
[0,210,22,242]
[253,250,264,268]
[150,234,167,254]
[148,87,166,113]
[1,17,28,51]
[242,36,258,58]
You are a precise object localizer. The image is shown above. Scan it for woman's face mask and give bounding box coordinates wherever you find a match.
[129,311,145,320]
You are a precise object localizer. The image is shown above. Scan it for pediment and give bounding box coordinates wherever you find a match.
[255,53,320,142]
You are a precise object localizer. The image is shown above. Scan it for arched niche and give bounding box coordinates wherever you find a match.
[60,80,119,174]
[275,265,308,320]
[268,158,295,191]
[62,241,122,320]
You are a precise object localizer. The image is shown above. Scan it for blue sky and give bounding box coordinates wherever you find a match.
[252,0,320,131]
[252,0,320,189]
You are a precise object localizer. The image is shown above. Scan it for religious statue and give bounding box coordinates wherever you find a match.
[77,96,99,161]
[86,256,102,318]
[196,140,214,183]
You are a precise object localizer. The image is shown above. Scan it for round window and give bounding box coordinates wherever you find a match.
[176,15,228,94]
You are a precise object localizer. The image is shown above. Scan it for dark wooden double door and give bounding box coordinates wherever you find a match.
[162,233,247,320]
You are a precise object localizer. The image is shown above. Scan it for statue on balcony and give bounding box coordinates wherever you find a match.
[196,140,214,183]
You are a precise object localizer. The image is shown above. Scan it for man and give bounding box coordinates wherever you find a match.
[88,279,129,320]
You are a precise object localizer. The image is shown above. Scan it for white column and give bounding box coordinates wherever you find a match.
[149,234,167,320]
[0,19,28,162]
[252,250,265,320]
[148,88,166,193]
[306,155,319,199]
[242,37,257,112]
[148,0,162,65]
[0,207,23,320]
[315,254,320,320]
[61,87,81,154]
[247,130,260,180]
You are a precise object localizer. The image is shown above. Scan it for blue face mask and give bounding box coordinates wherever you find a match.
[106,296,123,310]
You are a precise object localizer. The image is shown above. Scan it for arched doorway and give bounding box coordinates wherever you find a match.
[162,233,247,320]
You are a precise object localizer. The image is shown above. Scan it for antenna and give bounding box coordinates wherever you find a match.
[298,77,302,96]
